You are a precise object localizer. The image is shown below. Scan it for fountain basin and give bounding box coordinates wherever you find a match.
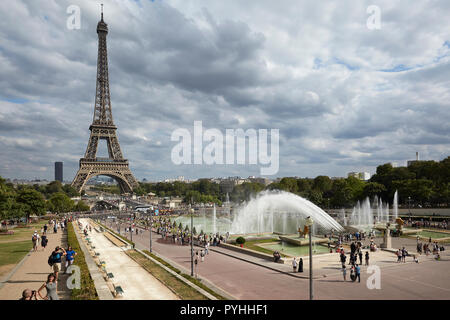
[278,235,328,246]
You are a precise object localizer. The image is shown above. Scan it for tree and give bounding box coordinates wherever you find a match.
[45,181,63,196]
[313,176,332,193]
[307,189,323,206]
[62,184,79,198]
[330,179,354,208]
[48,192,74,214]
[362,182,386,199]
[74,200,90,212]
[278,177,299,193]
[16,188,46,221]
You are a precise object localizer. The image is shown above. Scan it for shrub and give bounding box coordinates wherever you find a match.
[67,223,98,300]
[236,237,246,245]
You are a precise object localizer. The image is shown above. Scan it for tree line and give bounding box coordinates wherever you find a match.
[0,179,90,222]
[134,157,449,208]
[1,156,448,222]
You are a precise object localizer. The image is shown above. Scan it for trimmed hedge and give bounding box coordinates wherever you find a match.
[67,222,99,300]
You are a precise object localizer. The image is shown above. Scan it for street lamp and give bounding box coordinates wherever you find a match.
[408,197,412,214]
[305,216,314,300]
[149,210,153,253]
[190,205,194,277]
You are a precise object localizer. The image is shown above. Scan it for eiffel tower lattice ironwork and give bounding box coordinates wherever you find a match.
[72,10,138,194]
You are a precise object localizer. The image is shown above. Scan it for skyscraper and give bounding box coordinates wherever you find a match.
[55,162,63,182]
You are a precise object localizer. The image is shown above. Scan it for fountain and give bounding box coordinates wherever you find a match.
[230,190,343,235]
[346,191,399,231]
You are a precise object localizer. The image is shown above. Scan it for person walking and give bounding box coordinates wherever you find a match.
[342,265,347,281]
[365,251,369,266]
[355,264,361,283]
[358,251,363,265]
[200,250,205,262]
[41,233,48,251]
[194,252,199,278]
[397,249,402,262]
[298,258,303,272]
[32,231,40,252]
[37,273,59,300]
[402,247,407,263]
[292,258,297,272]
[341,253,347,268]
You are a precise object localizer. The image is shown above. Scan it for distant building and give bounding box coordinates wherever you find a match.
[406,152,432,167]
[348,172,371,181]
[248,177,271,186]
[54,162,63,182]
[389,162,398,168]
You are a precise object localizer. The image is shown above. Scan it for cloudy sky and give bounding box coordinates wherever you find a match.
[0,0,449,182]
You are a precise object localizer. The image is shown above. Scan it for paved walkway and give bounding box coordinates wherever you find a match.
[110,219,450,300]
[0,227,71,300]
[80,219,179,300]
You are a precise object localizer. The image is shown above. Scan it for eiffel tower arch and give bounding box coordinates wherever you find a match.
[72,9,138,194]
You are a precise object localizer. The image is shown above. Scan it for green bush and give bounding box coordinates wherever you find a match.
[67,223,98,300]
[236,237,246,245]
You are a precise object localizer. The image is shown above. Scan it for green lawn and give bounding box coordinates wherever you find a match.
[235,239,290,258]
[0,220,47,244]
[418,230,450,239]
[0,240,31,267]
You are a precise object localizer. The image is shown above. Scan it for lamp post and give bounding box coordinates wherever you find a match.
[130,212,134,243]
[190,204,194,277]
[305,216,314,300]
[149,210,153,253]
[408,197,411,214]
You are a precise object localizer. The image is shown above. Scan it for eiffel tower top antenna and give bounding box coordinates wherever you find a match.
[101,3,103,21]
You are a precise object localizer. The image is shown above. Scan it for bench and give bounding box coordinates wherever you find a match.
[114,285,124,296]
[94,252,100,256]
[107,272,114,279]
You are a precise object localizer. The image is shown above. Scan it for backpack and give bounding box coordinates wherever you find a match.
[32,235,37,241]
[48,255,54,267]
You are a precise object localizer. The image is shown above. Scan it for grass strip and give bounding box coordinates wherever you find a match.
[233,239,290,257]
[67,223,99,300]
[126,249,208,300]
[142,250,226,300]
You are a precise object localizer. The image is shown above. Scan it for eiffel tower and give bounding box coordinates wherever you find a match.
[72,8,138,194]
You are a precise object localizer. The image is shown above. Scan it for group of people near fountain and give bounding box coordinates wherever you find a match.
[408,218,449,230]
[336,232,378,252]
[154,216,230,249]
[337,241,370,283]
[417,240,445,260]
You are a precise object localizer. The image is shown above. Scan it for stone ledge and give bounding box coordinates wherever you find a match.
[73,222,114,300]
